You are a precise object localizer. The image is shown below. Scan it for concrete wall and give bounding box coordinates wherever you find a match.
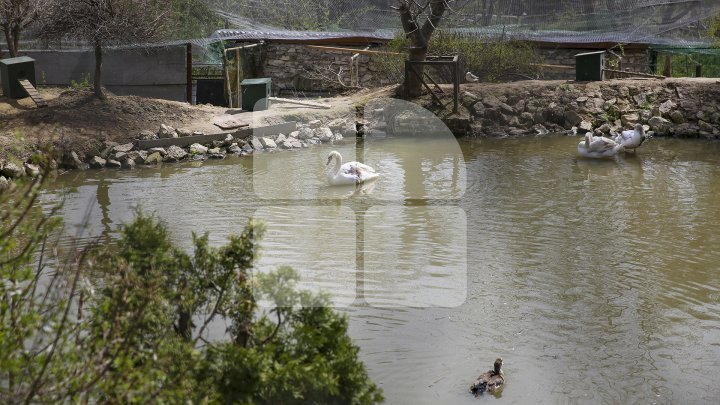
[0,45,188,101]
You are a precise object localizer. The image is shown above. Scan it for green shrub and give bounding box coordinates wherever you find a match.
[374,32,543,84]
[1,181,383,404]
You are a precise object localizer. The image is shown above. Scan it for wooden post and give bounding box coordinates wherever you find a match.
[663,55,672,77]
[696,65,702,78]
[236,48,241,107]
[186,43,192,104]
[223,49,232,108]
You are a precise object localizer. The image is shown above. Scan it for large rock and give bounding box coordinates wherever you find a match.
[275,133,287,144]
[296,127,314,140]
[113,142,134,153]
[147,147,166,156]
[227,144,243,154]
[106,159,122,168]
[176,127,193,137]
[564,110,582,126]
[0,176,8,190]
[24,163,40,178]
[673,123,699,137]
[189,143,208,154]
[327,118,349,131]
[620,113,639,126]
[223,134,235,146]
[127,150,147,164]
[670,110,686,124]
[144,152,163,165]
[250,138,264,150]
[121,158,136,170]
[341,121,356,137]
[307,120,323,129]
[139,130,157,140]
[260,137,277,149]
[578,120,593,134]
[1,162,24,179]
[699,120,713,133]
[207,148,226,159]
[158,124,177,139]
[314,127,334,142]
[64,151,87,170]
[89,156,107,169]
[164,145,188,162]
[648,116,671,134]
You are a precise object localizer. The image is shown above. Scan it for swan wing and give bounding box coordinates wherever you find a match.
[589,136,618,152]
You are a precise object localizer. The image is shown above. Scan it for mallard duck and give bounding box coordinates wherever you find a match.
[612,123,646,152]
[470,358,505,396]
[577,133,624,158]
[326,151,379,186]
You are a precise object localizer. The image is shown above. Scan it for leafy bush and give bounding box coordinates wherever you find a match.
[1,176,383,404]
[374,32,543,84]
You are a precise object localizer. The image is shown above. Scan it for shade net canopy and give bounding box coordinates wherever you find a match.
[203,0,720,47]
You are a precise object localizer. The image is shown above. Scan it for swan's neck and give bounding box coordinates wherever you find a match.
[330,154,342,175]
[585,135,591,149]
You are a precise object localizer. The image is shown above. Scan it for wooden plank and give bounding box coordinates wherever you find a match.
[235,121,297,139]
[136,132,234,150]
[307,45,403,56]
[531,63,575,70]
[602,68,665,79]
[268,97,331,109]
[214,116,250,130]
[18,79,48,107]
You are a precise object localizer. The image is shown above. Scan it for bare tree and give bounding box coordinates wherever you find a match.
[396,0,454,97]
[41,0,168,99]
[0,0,46,58]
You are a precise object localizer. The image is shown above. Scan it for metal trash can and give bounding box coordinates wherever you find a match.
[575,51,605,82]
[241,78,271,111]
[0,56,37,98]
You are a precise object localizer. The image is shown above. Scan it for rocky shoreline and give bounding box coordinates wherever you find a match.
[0,118,353,187]
[2,79,719,188]
[454,78,720,138]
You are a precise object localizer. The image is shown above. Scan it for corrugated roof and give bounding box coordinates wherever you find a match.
[209,29,395,44]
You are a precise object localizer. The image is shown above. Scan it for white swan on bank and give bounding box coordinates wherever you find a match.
[326,151,379,186]
[612,123,646,152]
[577,133,624,158]
[465,72,480,82]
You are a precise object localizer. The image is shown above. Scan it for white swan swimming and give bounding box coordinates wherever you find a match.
[326,151,379,186]
[612,123,646,152]
[577,133,624,158]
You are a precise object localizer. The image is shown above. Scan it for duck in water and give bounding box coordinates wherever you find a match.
[470,358,505,396]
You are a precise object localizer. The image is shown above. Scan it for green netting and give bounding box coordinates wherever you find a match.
[203,0,720,48]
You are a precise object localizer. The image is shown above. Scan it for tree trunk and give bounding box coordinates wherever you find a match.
[398,0,451,98]
[94,41,105,99]
[11,25,20,57]
[406,46,428,98]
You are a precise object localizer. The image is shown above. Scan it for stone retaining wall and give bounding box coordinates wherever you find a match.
[456,79,720,139]
[233,42,392,94]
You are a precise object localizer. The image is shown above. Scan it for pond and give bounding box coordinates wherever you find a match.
[42,135,720,404]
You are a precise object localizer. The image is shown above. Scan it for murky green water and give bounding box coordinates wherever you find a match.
[42,135,720,404]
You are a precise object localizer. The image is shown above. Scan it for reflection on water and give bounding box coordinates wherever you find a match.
[42,136,720,404]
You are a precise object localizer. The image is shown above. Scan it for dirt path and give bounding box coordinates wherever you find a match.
[0,86,395,162]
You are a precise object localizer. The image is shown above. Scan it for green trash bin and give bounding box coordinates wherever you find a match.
[241,78,271,111]
[575,51,605,82]
[0,56,37,98]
